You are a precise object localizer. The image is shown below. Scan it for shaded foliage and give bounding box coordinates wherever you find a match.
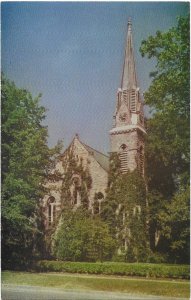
[140,16,190,263]
[1,75,62,268]
[53,208,115,262]
[101,153,149,262]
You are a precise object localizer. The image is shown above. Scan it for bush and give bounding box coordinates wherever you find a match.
[147,252,167,264]
[112,254,126,262]
[35,260,190,279]
[53,209,115,262]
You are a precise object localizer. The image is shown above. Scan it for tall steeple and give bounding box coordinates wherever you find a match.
[121,18,137,90]
[110,19,146,175]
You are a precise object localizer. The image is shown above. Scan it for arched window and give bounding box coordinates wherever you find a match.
[73,189,78,205]
[94,192,104,214]
[47,196,56,226]
[72,174,81,205]
[139,146,144,175]
[119,144,128,173]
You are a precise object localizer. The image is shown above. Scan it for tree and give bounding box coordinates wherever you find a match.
[140,16,190,262]
[53,208,115,262]
[100,153,122,239]
[159,185,190,263]
[140,16,189,117]
[1,75,62,268]
[102,166,149,262]
[140,16,189,187]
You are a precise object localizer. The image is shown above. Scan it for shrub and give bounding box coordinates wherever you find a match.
[112,253,126,262]
[53,209,115,262]
[147,252,167,264]
[35,260,190,279]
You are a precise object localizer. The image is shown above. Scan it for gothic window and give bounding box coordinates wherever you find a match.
[73,189,78,205]
[139,146,144,175]
[72,174,81,205]
[48,196,56,226]
[119,144,128,173]
[130,90,136,112]
[94,192,104,214]
[48,205,51,225]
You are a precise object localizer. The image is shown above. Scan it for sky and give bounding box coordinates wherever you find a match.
[2,2,189,154]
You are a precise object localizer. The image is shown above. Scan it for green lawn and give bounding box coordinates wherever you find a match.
[2,271,190,298]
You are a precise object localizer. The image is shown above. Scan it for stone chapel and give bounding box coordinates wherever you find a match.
[42,19,146,230]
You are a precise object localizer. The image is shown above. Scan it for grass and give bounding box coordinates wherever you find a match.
[2,271,190,298]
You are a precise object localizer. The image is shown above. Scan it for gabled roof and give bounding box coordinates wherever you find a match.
[81,142,109,172]
[60,135,110,173]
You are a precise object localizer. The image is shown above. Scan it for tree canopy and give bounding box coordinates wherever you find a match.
[140,16,189,188]
[2,75,62,268]
[140,15,190,263]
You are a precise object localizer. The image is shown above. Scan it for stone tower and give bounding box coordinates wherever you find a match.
[110,19,146,175]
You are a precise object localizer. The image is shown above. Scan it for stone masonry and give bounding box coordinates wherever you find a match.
[42,135,109,229]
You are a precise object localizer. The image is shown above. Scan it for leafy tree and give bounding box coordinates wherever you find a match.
[101,153,121,239]
[159,185,190,263]
[107,153,121,188]
[140,15,189,187]
[53,208,115,262]
[140,16,189,118]
[1,75,62,268]
[140,16,190,262]
[102,167,149,262]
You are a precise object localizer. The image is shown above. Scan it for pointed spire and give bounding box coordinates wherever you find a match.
[121,18,137,89]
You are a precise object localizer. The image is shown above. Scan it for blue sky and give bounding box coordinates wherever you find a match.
[2,2,189,154]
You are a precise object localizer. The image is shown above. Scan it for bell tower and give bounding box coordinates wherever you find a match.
[110,19,146,175]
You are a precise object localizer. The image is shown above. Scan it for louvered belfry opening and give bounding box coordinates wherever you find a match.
[130,89,136,112]
[119,144,128,173]
[119,89,138,112]
[122,90,128,106]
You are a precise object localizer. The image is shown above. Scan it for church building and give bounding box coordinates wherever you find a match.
[42,19,146,230]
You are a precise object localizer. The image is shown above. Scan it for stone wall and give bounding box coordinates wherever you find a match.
[110,129,139,171]
[42,136,108,229]
[70,137,108,208]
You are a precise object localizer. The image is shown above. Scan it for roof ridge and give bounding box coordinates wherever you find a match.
[81,141,109,158]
